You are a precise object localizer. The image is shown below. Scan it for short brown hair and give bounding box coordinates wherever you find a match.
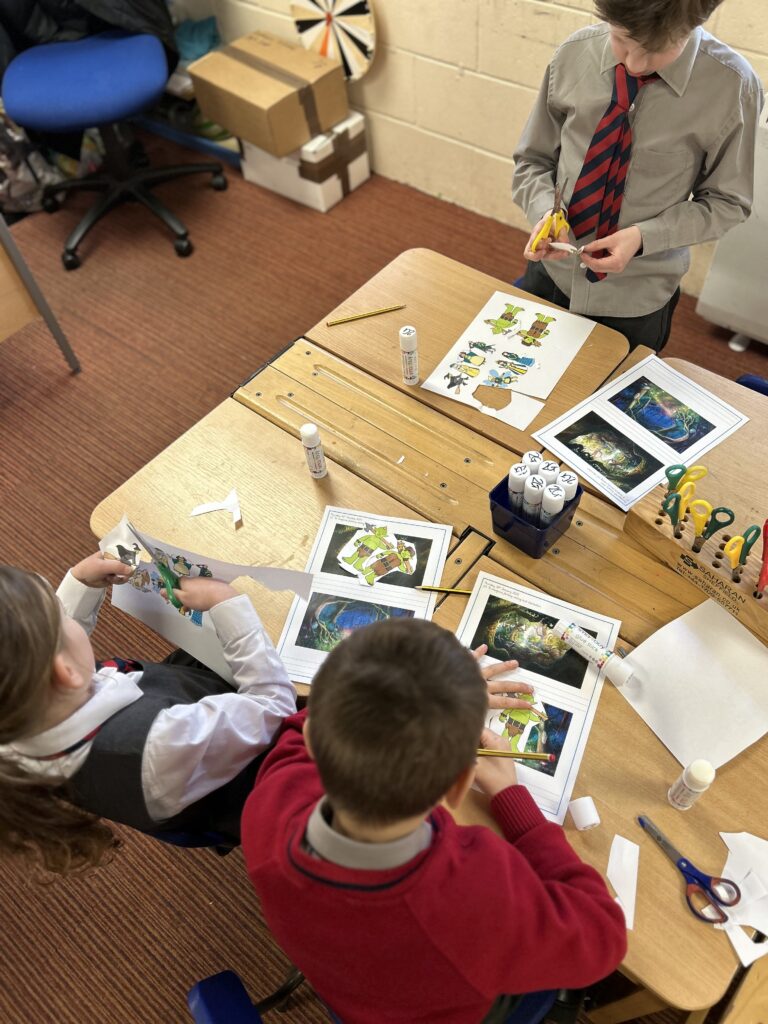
[595,0,723,50]
[308,619,487,825]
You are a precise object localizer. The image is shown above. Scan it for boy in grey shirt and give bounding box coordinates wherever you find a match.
[513,0,763,350]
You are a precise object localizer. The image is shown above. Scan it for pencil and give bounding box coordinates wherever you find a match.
[416,585,472,595]
[476,749,556,762]
[326,303,406,327]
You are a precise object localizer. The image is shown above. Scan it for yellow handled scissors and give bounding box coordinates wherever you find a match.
[723,535,744,571]
[677,464,708,492]
[531,182,571,253]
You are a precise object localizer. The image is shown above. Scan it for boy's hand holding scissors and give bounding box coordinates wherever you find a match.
[524,183,574,263]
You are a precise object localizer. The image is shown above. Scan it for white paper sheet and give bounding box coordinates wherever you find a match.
[716,831,768,966]
[454,572,621,823]
[190,487,242,526]
[277,508,452,685]
[618,601,768,768]
[607,835,639,930]
[421,290,595,429]
[532,355,748,510]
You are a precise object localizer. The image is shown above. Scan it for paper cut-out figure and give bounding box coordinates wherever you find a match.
[517,313,556,346]
[465,340,496,354]
[444,370,471,393]
[497,694,548,751]
[172,554,192,576]
[195,563,213,577]
[483,368,517,388]
[496,360,528,375]
[449,361,481,377]
[456,350,486,366]
[342,526,392,572]
[129,569,152,592]
[501,352,536,368]
[484,304,525,336]
[362,540,416,586]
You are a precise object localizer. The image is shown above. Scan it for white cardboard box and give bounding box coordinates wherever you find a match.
[240,111,369,212]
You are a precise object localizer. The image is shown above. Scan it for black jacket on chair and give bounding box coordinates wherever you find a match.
[0,0,177,79]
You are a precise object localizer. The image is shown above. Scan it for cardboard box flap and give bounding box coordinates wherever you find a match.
[236,31,341,85]
[217,44,321,136]
[302,112,365,163]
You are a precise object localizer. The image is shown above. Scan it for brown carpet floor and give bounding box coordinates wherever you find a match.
[1,134,763,1023]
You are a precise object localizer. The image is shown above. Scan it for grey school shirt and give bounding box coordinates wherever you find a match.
[512,24,763,317]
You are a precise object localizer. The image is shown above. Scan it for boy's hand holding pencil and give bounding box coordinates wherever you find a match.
[474,729,519,797]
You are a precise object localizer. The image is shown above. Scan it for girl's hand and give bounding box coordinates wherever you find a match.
[72,552,134,588]
[472,644,537,711]
[580,226,643,275]
[162,576,237,612]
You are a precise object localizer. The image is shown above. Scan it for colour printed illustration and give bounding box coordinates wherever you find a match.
[533,355,748,511]
[99,516,313,683]
[422,290,595,429]
[457,572,621,823]
[278,507,452,684]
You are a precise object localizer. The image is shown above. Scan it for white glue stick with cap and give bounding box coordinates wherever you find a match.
[522,450,543,473]
[553,620,634,688]
[522,473,546,522]
[539,484,566,526]
[399,325,419,385]
[300,422,328,479]
[668,760,715,810]
[507,463,529,513]
[539,460,560,486]
[557,470,579,502]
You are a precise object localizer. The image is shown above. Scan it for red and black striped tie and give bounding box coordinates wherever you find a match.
[568,64,657,282]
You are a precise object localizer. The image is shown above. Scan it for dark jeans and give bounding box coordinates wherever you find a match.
[520,260,680,353]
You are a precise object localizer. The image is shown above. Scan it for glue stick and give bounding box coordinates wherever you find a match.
[539,460,560,486]
[300,422,328,479]
[507,463,529,513]
[553,620,634,688]
[539,484,566,526]
[522,450,543,474]
[557,470,579,502]
[522,474,546,523]
[399,325,419,385]
[668,760,715,810]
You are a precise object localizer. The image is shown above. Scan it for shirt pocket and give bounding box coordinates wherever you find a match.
[623,148,696,222]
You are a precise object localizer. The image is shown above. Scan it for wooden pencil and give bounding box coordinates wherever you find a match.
[326,303,406,327]
[416,585,472,595]
[476,749,556,762]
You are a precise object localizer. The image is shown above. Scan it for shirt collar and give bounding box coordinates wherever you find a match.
[1,668,142,759]
[600,26,702,98]
[305,798,433,870]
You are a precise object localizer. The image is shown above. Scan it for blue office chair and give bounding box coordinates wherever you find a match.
[1,31,226,269]
[187,970,572,1024]
[736,373,768,397]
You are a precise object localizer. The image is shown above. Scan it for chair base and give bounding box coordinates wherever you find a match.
[42,123,227,269]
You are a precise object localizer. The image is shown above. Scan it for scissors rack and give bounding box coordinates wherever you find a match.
[624,483,768,645]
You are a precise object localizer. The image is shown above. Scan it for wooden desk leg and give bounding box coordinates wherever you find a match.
[682,1010,709,1024]
[719,955,768,1024]
[585,989,668,1024]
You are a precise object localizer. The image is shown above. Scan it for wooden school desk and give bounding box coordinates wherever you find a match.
[91,252,766,1024]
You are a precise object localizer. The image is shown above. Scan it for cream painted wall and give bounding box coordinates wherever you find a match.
[202,0,767,296]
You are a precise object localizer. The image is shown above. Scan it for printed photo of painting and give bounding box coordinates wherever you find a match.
[320,522,430,588]
[471,596,594,688]
[489,699,573,777]
[296,593,414,652]
[555,411,664,493]
[608,376,716,454]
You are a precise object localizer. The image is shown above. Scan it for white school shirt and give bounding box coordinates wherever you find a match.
[2,572,296,823]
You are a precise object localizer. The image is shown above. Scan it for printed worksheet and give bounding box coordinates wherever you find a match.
[455,572,621,824]
[422,290,595,428]
[277,507,452,684]
[99,516,312,681]
[533,355,748,511]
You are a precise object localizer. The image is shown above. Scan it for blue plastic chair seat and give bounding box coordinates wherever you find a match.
[2,31,169,133]
[188,972,264,1024]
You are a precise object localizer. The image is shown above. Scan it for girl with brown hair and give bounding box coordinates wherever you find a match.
[0,552,295,875]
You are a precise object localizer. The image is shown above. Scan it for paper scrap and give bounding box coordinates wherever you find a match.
[715,831,768,965]
[617,601,768,768]
[190,488,242,526]
[607,834,639,930]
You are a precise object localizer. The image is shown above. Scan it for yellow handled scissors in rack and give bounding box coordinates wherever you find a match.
[531,182,571,253]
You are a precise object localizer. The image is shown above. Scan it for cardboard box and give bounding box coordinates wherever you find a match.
[241,111,370,213]
[188,32,348,158]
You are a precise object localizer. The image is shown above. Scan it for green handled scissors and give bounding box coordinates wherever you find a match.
[662,490,682,527]
[127,520,184,609]
[703,506,735,541]
[738,524,761,564]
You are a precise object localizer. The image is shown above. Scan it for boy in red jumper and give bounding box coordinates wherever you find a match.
[241,619,626,1024]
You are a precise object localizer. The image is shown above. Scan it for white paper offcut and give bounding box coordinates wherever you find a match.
[607,835,639,930]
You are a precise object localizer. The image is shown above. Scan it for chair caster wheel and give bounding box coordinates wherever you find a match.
[174,237,193,257]
[62,250,81,270]
[211,173,228,191]
[43,195,60,213]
